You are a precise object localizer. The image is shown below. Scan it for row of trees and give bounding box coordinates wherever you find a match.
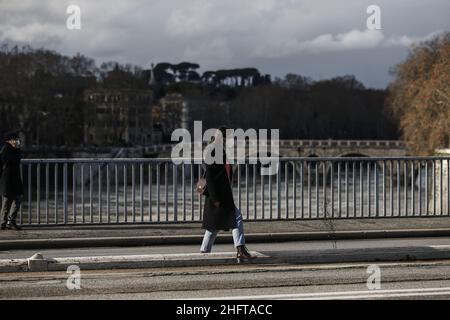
[8,39,446,149]
[0,44,164,146]
[153,62,271,87]
[182,75,396,140]
[0,45,94,146]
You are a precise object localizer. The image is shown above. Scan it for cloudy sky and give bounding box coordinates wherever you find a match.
[0,0,449,88]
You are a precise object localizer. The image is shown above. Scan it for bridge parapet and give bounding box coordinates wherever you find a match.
[278,140,405,148]
[145,140,408,158]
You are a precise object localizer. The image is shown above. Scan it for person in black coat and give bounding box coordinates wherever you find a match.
[0,132,24,230]
[200,126,255,263]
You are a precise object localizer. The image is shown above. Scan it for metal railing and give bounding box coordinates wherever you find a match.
[15,156,450,226]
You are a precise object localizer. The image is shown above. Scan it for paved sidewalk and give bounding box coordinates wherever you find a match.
[2,243,450,273]
[0,217,449,250]
[2,217,450,239]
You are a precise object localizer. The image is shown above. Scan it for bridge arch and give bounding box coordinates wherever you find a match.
[307,153,319,158]
[339,152,369,158]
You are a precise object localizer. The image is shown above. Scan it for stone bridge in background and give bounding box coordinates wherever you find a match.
[276,140,407,158]
[146,140,408,158]
[23,140,408,159]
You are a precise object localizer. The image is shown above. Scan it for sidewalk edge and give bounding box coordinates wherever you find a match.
[1,228,450,250]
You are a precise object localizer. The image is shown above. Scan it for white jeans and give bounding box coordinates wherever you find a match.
[200,207,245,253]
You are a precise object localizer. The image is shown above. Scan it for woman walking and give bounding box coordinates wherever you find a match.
[200,126,255,263]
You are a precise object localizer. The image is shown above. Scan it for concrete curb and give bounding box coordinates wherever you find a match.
[1,228,450,250]
[2,245,450,273]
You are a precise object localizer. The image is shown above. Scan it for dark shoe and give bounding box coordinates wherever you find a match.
[0,223,6,230]
[236,245,256,263]
[6,222,22,231]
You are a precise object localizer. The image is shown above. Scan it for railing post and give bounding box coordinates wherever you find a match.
[315,162,319,218]
[269,164,273,219]
[173,163,178,222]
[425,161,428,216]
[148,163,152,222]
[54,163,58,224]
[375,161,378,217]
[261,165,265,220]
[81,164,85,223]
[164,163,169,222]
[156,163,160,222]
[140,163,144,222]
[123,163,127,223]
[323,161,327,218]
[246,163,250,220]
[284,162,289,219]
[345,161,349,218]
[190,164,194,221]
[132,163,136,223]
[352,161,356,218]
[98,163,102,223]
[106,164,110,224]
[37,163,41,224]
[254,163,257,220]
[440,159,444,215]
[182,163,186,222]
[28,164,32,224]
[299,161,303,219]
[308,161,312,218]
[114,164,118,223]
[63,163,68,224]
[448,159,450,215]
[45,163,49,224]
[337,162,341,217]
[276,163,281,219]
[418,161,422,215]
[73,164,77,224]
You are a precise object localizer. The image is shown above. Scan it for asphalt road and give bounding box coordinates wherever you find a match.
[1,237,450,300]
[1,236,450,259]
[2,260,450,299]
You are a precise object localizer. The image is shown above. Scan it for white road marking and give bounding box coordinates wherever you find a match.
[202,287,450,300]
[302,291,450,300]
[429,245,450,249]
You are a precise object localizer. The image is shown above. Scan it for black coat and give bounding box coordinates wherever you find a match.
[202,149,236,231]
[0,144,24,197]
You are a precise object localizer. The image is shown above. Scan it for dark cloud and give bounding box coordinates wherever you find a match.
[0,0,449,88]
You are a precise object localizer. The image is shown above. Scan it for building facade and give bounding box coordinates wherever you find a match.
[83,88,154,146]
[159,93,189,141]
[158,93,230,142]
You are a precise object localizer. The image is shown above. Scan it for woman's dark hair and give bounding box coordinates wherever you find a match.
[218,125,229,138]
[209,125,230,144]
